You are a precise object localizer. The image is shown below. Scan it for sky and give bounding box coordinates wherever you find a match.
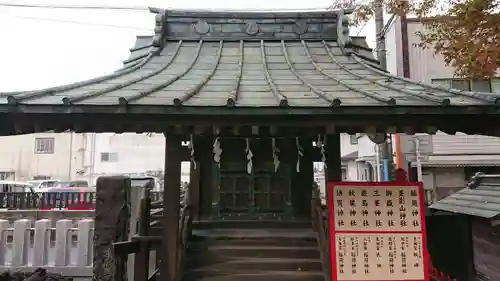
[0,0,375,92]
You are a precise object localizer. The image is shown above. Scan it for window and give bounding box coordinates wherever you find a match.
[100,152,118,162]
[350,134,358,145]
[431,78,498,92]
[0,172,15,180]
[35,138,55,154]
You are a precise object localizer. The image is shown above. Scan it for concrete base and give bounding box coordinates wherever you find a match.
[0,210,94,226]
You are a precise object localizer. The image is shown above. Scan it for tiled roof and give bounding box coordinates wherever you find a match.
[1,8,500,108]
[430,174,500,218]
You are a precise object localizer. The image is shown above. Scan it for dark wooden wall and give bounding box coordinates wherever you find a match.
[193,137,314,219]
[426,214,474,281]
[472,219,500,281]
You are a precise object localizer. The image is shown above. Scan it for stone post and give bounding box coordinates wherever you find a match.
[93,176,131,281]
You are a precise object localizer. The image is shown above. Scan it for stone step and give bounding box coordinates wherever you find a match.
[183,271,325,281]
[188,236,317,247]
[191,220,311,230]
[186,245,321,259]
[187,257,322,272]
[191,228,316,240]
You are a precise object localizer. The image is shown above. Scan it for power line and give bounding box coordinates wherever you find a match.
[0,2,149,11]
[12,15,152,31]
[0,2,335,12]
[355,21,368,36]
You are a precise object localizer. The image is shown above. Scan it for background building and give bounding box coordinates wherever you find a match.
[385,16,500,202]
[0,132,190,184]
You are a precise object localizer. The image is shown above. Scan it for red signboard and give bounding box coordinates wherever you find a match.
[328,181,429,281]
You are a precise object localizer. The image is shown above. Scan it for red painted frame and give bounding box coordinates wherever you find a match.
[327,181,430,281]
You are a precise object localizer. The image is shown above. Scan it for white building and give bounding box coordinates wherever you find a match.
[333,16,500,202]
[336,16,500,199]
[0,132,190,184]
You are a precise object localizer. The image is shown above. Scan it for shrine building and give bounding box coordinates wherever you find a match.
[1,7,499,281]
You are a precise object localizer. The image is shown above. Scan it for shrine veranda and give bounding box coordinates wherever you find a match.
[328,181,429,281]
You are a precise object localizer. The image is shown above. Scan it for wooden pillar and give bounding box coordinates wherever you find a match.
[326,134,342,195]
[93,176,131,281]
[161,134,182,281]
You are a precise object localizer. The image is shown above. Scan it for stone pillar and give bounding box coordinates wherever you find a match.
[93,176,131,281]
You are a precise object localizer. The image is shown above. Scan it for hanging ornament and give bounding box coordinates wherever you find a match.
[296,137,304,172]
[213,129,222,167]
[245,138,253,174]
[188,134,196,170]
[316,134,327,167]
[271,138,280,172]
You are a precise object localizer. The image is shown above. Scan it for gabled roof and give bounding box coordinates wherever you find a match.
[1,8,499,111]
[430,174,500,219]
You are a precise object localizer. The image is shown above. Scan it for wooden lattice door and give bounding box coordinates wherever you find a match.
[217,161,291,220]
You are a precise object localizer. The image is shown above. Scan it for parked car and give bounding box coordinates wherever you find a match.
[0,180,39,209]
[53,180,89,188]
[39,187,95,210]
[27,180,59,192]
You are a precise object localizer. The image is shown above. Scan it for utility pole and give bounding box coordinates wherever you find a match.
[374,0,393,180]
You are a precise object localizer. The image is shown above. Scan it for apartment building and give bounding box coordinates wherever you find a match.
[384,16,500,201]
[0,132,191,185]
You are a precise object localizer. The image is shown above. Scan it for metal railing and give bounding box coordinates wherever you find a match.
[0,191,164,210]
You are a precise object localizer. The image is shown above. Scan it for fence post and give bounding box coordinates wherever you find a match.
[11,219,30,266]
[127,184,143,281]
[93,176,131,281]
[33,219,51,266]
[76,219,94,266]
[54,219,73,266]
[0,220,9,265]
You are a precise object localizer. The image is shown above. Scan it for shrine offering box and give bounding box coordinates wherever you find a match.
[328,181,429,281]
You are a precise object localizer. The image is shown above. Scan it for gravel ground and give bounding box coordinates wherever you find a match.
[0,268,73,281]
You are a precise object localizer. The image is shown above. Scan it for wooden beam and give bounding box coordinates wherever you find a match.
[161,134,182,281]
[325,133,342,187]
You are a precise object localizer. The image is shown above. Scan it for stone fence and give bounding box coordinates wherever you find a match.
[0,218,94,281]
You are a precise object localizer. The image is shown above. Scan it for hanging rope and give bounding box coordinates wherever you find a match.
[296,137,304,172]
[271,137,280,172]
[212,129,222,167]
[188,134,196,170]
[316,134,327,167]
[245,138,253,174]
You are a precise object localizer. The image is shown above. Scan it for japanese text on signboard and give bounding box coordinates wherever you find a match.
[329,183,428,281]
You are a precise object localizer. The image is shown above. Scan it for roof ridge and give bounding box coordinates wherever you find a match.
[1,51,155,103]
[351,53,500,105]
[0,8,166,103]
[302,40,395,105]
[325,41,449,105]
[64,40,183,105]
[281,40,339,106]
[119,40,204,105]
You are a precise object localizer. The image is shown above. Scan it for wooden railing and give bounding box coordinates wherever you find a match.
[311,189,331,281]
[113,185,191,281]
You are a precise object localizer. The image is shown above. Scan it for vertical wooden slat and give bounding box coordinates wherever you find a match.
[326,134,342,193]
[189,157,201,221]
[161,134,182,281]
[134,195,150,281]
